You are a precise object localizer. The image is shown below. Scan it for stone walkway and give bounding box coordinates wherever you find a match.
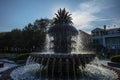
[0,66,18,80]
[0,59,18,80]
[0,59,17,73]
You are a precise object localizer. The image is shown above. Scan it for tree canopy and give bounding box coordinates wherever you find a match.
[0,18,51,53]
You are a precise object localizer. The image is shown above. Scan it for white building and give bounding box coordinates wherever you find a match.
[91,25,120,50]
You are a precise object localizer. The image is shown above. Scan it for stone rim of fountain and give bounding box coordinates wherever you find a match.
[30,52,96,58]
[29,53,96,66]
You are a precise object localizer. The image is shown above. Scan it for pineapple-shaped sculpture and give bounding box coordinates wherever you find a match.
[48,8,78,53]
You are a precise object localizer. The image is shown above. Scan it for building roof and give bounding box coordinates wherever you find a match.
[79,30,91,36]
[106,28,120,31]
[92,27,120,32]
[92,28,104,32]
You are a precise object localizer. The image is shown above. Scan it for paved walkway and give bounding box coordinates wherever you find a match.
[0,59,15,64]
[0,59,18,79]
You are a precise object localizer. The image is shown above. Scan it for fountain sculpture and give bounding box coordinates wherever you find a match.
[10,8,117,80]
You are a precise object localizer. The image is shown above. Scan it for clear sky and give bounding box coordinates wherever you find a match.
[0,0,120,33]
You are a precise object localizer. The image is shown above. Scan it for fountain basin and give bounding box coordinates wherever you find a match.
[10,53,119,80]
[24,52,96,79]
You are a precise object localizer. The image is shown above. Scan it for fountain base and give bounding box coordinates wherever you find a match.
[10,53,118,80]
[10,63,118,80]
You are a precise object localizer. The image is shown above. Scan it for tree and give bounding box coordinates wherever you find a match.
[0,32,13,52]
[22,18,51,52]
[0,32,7,52]
[34,18,51,32]
[0,18,51,53]
[10,29,22,52]
[22,23,36,52]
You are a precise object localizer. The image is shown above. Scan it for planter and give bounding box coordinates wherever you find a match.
[108,62,120,68]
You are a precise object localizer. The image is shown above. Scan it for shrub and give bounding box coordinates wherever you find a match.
[13,53,29,61]
[110,55,120,62]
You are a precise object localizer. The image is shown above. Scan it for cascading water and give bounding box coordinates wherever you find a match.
[10,56,117,80]
[10,8,118,80]
[76,31,83,53]
[43,34,51,52]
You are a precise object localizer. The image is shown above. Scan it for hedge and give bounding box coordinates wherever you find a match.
[13,53,29,61]
[110,55,120,62]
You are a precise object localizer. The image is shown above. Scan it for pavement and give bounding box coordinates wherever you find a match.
[0,59,18,79]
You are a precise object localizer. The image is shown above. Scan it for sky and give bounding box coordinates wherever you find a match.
[0,0,120,34]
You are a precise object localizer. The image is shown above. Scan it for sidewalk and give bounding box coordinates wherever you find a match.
[0,59,18,78]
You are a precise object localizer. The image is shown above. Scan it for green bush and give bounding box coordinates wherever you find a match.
[110,55,120,62]
[13,53,29,61]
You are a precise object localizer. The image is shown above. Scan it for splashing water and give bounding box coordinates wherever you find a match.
[10,55,117,80]
[10,62,117,80]
[43,34,51,52]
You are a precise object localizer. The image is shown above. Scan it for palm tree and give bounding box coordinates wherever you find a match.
[48,8,78,53]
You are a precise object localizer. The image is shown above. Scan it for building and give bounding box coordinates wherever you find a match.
[91,25,120,52]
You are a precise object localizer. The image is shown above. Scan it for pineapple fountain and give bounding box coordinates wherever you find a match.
[10,8,118,80]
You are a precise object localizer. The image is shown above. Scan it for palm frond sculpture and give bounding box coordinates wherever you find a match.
[53,8,73,24]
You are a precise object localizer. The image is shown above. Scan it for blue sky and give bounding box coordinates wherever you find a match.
[0,0,120,33]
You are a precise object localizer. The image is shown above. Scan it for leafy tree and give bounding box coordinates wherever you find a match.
[10,29,22,52]
[0,18,51,53]
[34,18,51,32]
[0,32,7,52]
[0,32,12,52]
[22,18,51,52]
